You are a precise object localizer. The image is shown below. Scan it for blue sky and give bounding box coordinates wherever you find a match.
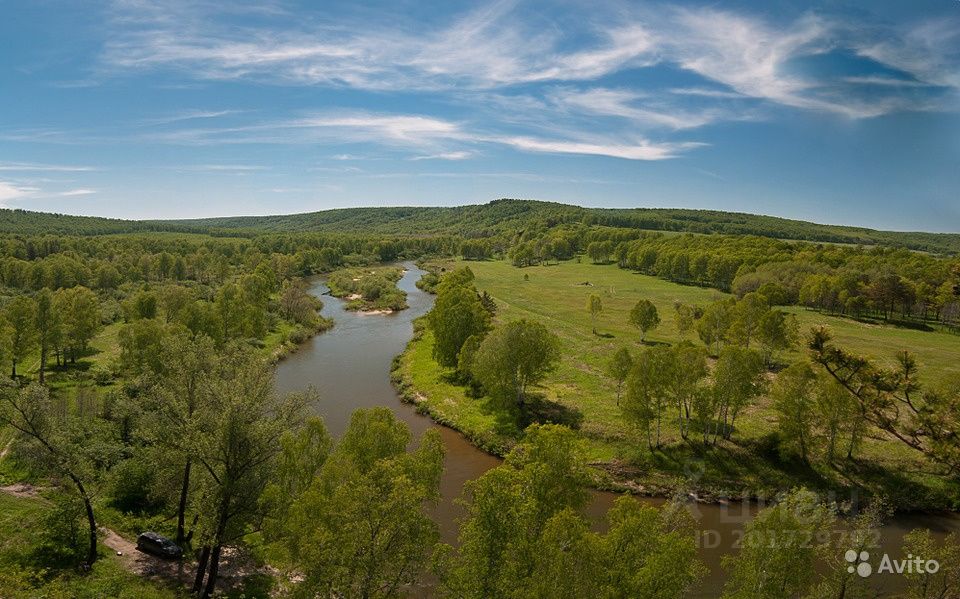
[1,0,958,231]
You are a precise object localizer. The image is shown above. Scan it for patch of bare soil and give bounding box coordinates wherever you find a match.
[101,529,282,595]
[0,482,42,499]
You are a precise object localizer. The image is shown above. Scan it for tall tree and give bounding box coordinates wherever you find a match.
[5,296,35,378]
[53,286,100,364]
[772,362,817,463]
[722,488,835,599]
[0,383,109,567]
[428,276,491,368]
[471,319,560,422]
[191,346,306,598]
[34,288,62,384]
[622,346,672,449]
[606,347,633,406]
[629,299,660,342]
[587,294,603,335]
[277,409,443,598]
[712,346,766,442]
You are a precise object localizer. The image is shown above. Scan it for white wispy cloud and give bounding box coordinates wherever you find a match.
[141,109,244,125]
[143,109,703,161]
[496,135,704,161]
[548,87,729,130]
[0,162,98,172]
[0,181,40,204]
[410,151,473,161]
[56,189,97,196]
[96,1,958,122]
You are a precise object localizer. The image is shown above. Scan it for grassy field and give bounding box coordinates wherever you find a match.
[396,258,960,509]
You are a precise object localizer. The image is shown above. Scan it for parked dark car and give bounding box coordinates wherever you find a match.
[136,532,183,559]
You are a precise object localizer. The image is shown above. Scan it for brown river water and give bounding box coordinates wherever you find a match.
[273,262,960,597]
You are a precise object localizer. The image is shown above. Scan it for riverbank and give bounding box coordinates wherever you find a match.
[393,258,960,512]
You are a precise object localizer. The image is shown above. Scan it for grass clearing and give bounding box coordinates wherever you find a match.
[397,258,960,509]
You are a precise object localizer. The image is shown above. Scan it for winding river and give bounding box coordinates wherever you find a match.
[274,262,960,597]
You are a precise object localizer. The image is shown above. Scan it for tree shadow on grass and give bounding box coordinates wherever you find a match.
[524,393,584,430]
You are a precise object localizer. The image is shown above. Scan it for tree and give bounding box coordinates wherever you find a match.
[606,347,633,405]
[34,288,62,384]
[53,286,100,364]
[711,346,766,442]
[673,302,698,339]
[697,299,733,355]
[622,346,672,449]
[471,319,560,421]
[437,424,703,599]
[118,318,170,375]
[191,346,306,598]
[669,342,708,440]
[756,309,798,366]
[772,362,817,463]
[587,294,603,334]
[5,296,35,378]
[810,327,960,475]
[629,299,660,342]
[436,425,589,599]
[0,383,106,567]
[277,409,443,598]
[901,529,960,599]
[428,278,490,368]
[815,375,861,462]
[722,488,835,599]
[142,333,217,545]
[728,292,768,349]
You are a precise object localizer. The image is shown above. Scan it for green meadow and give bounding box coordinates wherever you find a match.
[396,258,960,509]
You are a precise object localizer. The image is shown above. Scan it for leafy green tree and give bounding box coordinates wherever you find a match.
[118,318,170,374]
[587,293,603,334]
[722,488,835,599]
[697,299,734,355]
[712,346,766,442]
[34,288,62,384]
[772,362,817,463]
[472,319,560,420]
[622,346,671,449]
[0,382,117,568]
[191,346,306,598]
[436,425,588,598]
[629,299,660,342]
[669,341,709,440]
[756,309,798,366]
[53,286,100,364]
[606,347,633,405]
[141,333,217,545]
[428,277,490,368]
[437,424,703,599]
[728,292,768,349]
[277,409,443,598]
[901,529,960,599]
[673,302,698,339]
[815,375,862,462]
[4,295,35,378]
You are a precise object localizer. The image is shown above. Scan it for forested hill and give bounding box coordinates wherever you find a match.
[1,199,958,254]
[164,199,960,254]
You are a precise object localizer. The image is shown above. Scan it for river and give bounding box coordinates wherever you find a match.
[274,262,960,597]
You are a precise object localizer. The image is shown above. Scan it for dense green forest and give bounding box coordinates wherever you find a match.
[3,199,960,253]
